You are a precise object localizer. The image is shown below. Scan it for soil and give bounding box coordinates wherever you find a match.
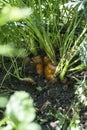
[0,57,87,130]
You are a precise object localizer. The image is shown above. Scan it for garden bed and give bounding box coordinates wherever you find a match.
[0,1,87,129]
[0,57,87,130]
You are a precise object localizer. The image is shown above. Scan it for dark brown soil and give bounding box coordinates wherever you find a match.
[0,58,87,130]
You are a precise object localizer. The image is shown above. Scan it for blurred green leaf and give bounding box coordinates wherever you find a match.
[0,44,26,57]
[0,97,8,108]
[17,122,41,130]
[0,6,32,26]
[5,91,36,125]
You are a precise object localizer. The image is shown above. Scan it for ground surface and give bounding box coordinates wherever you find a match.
[0,58,87,130]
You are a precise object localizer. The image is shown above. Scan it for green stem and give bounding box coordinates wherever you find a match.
[59,60,69,81]
[69,64,86,72]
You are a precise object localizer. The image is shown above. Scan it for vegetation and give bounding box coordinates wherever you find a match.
[0,0,87,130]
[0,91,41,130]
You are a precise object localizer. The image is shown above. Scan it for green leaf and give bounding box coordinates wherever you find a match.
[5,91,36,125]
[0,97,8,108]
[17,122,41,130]
[0,44,26,57]
[0,6,32,26]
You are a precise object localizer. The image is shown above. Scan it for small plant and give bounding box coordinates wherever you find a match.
[54,24,87,81]
[47,105,81,130]
[0,91,41,130]
[74,75,87,106]
[54,0,87,81]
[55,111,80,130]
[67,110,80,130]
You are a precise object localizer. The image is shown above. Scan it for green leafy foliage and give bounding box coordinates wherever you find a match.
[0,91,41,130]
[0,44,26,57]
[75,76,87,106]
[67,112,80,130]
[65,0,87,11]
[79,37,87,66]
[0,97,8,108]
[55,111,67,130]
[0,6,32,26]
[0,0,87,81]
[0,1,32,57]
[6,91,35,124]
[0,1,87,129]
